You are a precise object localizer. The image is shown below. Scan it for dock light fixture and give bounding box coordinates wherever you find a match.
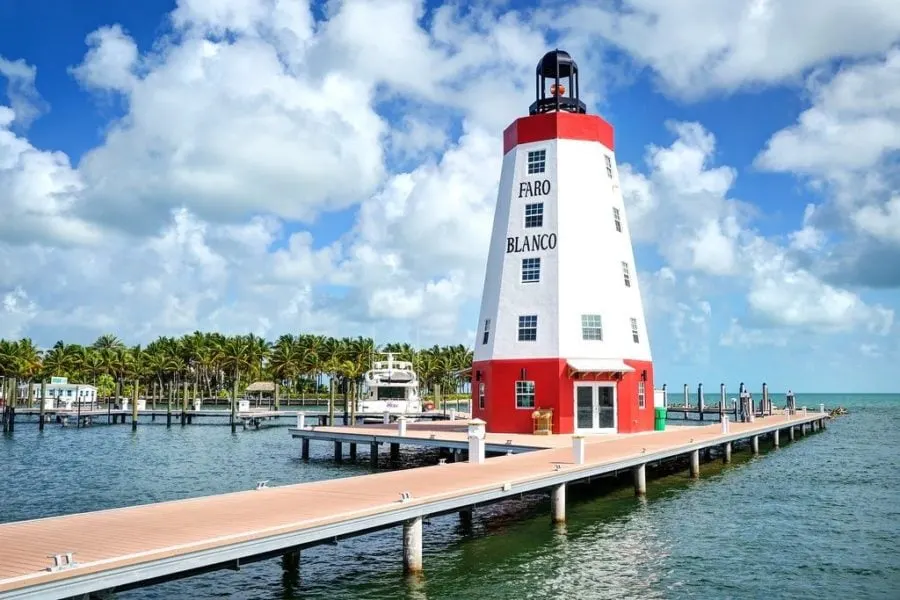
[502,482,512,491]
[399,491,412,503]
[438,458,447,465]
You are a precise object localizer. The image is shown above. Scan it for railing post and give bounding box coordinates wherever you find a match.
[572,434,585,465]
[467,419,486,464]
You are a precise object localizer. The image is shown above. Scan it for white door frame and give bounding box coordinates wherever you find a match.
[573,382,617,434]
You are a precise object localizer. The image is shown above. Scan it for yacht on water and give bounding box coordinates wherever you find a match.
[359,353,422,415]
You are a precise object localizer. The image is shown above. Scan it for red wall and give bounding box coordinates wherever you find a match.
[471,358,654,434]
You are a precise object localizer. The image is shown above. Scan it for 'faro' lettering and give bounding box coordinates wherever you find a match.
[506,233,557,253]
[518,179,551,198]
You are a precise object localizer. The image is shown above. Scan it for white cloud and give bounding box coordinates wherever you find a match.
[0,107,103,246]
[0,56,48,129]
[550,0,900,98]
[622,121,894,336]
[756,47,900,288]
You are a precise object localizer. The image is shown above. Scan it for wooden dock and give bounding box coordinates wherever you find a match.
[0,410,828,600]
[6,407,459,430]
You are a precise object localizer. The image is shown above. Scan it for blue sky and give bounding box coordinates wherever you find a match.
[0,0,899,393]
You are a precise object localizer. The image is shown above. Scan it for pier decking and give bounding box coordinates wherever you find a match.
[0,410,827,600]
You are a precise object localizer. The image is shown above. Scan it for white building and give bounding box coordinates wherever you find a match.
[17,377,99,410]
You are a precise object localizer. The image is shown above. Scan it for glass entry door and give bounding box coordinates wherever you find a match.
[573,383,617,433]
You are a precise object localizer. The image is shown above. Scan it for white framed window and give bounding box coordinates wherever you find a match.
[581,314,603,340]
[613,207,622,232]
[481,319,491,345]
[521,257,541,283]
[527,150,546,175]
[622,261,631,287]
[518,315,538,341]
[605,155,613,178]
[630,318,640,343]
[524,203,544,228]
[478,382,486,409]
[515,380,535,409]
[638,381,646,409]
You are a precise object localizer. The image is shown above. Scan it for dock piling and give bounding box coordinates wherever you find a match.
[398,416,407,437]
[751,435,759,455]
[723,442,732,464]
[301,439,310,460]
[334,441,342,463]
[402,517,423,574]
[773,429,780,447]
[572,435,585,465]
[633,464,646,496]
[349,443,357,460]
[370,442,378,469]
[789,426,796,442]
[550,484,566,523]
[690,450,700,478]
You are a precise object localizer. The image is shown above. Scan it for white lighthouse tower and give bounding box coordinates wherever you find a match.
[470,50,654,435]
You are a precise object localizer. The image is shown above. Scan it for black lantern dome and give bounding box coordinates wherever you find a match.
[529,49,587,116]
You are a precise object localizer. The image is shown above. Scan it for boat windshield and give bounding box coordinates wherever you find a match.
[377,387,407,400]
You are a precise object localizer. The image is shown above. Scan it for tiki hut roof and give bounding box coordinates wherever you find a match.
[245,381,276,393]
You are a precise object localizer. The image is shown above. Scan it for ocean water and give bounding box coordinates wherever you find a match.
[1,393,897,599]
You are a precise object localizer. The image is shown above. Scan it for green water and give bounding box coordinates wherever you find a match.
[1,393,897,599]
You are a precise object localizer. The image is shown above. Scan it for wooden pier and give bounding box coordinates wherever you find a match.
[7,407,459,430]
[0,409,828,600]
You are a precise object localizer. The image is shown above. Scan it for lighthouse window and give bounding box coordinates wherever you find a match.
[638,381,646,409]
[605,155,613,178]
[478,383,486,409]
[630,318,640,343]
[622,261,631,287]
[527,150,546,175]
[524,203,544,228]
[581,314,603,340]
[482,319,491,345]
[521,258,541,283]
[613,207,622,232]
[518,315,538,341]
[515,380,535,409]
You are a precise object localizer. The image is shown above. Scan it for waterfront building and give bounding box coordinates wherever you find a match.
[17,377,99,409]
[471,50,654,435]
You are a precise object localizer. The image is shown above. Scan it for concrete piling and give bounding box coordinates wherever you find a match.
[301,439,310,460]
[370,442,378,469]
[690,450,700,478]
[402,517,423,574]
[334,441,342,463]
[773,429,780,447]
[789,426,796,442]
[723,442,732,463]
[550,484,566,523]
[633,464,647,496]
[751,435,759,455]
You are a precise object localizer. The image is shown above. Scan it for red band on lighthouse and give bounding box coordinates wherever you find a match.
[503,111,615,155]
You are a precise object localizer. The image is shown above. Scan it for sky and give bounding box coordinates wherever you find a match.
[0,0,898,393]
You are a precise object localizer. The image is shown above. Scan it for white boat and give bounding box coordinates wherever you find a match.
[359,353,422,415]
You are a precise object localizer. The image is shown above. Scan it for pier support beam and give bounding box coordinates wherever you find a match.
[282,549,300,571]
[723,442,732,464]
[403,517,423,574]
[690,450,700,478]
[459,507,473,532]
[370,442,378,469]
[334,441,342,463]
[550,484,566,523]
[773,429,780,447]
[751,435,759,455]
[633,464,647,496]
[390,443,400,462]
[349,443,357,460]
[301,439,310,460]
[789,426,796,442]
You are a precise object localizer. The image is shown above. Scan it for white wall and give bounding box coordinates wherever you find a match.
[474,135,652,363]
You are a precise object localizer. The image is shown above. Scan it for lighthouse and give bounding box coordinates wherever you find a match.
[470,50,654,435]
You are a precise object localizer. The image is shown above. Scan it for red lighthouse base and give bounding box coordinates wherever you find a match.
[470,358,654,434]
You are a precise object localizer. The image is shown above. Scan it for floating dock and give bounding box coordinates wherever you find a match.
[0,410,827,600]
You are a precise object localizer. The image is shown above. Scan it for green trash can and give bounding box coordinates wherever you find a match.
[654,407,667,431]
